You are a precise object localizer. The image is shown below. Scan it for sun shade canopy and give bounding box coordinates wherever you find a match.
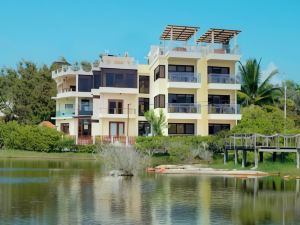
[160,25,199,41]
[197,28,241,44]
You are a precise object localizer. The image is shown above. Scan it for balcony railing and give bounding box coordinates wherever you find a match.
[56,111,75,117]
[200,44,240,55]
[79,106,93,115]
[107,108,136,115]
[208,104,240,114]
[208,74,240,84]
[168,72,200,83]
[168,103,201,113]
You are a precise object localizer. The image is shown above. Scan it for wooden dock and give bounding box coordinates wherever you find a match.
[224,134,300,168]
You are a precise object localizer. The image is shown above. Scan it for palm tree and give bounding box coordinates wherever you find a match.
[238,59,281,106]
[144,109,167,136]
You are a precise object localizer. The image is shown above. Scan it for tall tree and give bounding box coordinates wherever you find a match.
[0,61,56,124]
[238,59,281,106]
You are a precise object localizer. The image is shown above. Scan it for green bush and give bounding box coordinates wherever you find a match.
[135,135,226,162]
[0,121,74,152]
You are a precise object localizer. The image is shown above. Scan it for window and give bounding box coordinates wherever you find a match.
[208,95,230,104]
[93,70,101,88]
[154,65,165,81]
[109,122,125,136]
[209,124,230,135]
[154,94,165,108]
[65,104,74,110]
[139,76,149,93]
[60,123,69,134]
[101,68,137,88]
[168,123,195,135]
[80,99,92,115]
[78,119,91,136]
[168,94,194,103]
[168,65,194,73]
[207,66,230,74]
[139,98,149,116]
[108,100,123,114]
[138,121,151,136]
[78,75,93,92]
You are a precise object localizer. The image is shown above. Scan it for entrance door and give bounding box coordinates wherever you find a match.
[78,118,91,136]
[109,122,125,137]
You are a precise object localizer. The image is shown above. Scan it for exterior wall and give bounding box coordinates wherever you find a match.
[55,118,77,136]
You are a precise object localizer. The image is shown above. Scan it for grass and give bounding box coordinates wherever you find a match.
[0,149,98,160]
[210,152,300,176]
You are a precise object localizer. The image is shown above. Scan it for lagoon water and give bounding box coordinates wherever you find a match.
[0,159,300,225]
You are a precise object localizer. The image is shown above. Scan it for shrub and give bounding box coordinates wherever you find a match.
[0,121,74,152]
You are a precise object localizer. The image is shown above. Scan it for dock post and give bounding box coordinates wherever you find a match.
[242,150,247,168]
[297,150,300,169]
[254,149,258,168]
[234,148,238,165]
[272,152,277,162]
[259,152,264,162]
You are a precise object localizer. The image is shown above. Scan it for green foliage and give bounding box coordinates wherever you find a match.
[0,61,56,124]
[238,59,281,106]
[144,109,167,136]
[0,121,75,152]
[135,135,225,163]
[232,105,298,134]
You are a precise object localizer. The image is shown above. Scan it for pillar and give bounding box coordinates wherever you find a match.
[242,150,247,168]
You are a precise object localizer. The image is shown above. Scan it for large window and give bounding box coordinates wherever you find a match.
[209,124,230,135]
[79,99,92,115]
[154,65,165,81]
[139,98,149,116]
[108,100,123,114]
[138,121,151,136]
[78,75,93,92]
[139,76,150,93]
[168,94,194,103]
[101,68,137,88]
[109,122,125,136]
[208,95,230,104]
[208,66,230,74]
[168,65,194,72]
[93,70,101,88]
[154,94,165,108]
[168,123,195,135]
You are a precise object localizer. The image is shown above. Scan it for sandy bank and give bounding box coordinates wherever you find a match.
[148,165,269,177]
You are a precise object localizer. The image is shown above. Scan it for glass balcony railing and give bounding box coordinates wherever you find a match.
[208,104,240,114]
[168,103,201,113]
[55,111,75,117]
[168,72,200,83]
[79,106,93,115]
[208,74,240,84]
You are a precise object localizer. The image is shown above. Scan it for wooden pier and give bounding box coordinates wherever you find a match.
[224,134,300,168]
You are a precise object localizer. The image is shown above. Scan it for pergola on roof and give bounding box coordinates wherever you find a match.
[160,25,199,41]
[197,28,241,44]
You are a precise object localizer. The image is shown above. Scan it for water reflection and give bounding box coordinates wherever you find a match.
[0,159,299,225]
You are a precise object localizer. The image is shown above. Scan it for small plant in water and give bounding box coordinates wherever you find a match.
[99,144,149,176]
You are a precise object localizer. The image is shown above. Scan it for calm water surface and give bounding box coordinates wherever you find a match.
[0,159,300,225]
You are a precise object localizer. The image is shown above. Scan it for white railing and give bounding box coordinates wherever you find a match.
[52,65,95,78]
[208,74,240,84]
[168,72,200,83]
[168,103,201,113]
[200,44,241,55]
[208,104,240,114]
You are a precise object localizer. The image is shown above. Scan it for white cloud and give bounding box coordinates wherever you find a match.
[261,62,281,85]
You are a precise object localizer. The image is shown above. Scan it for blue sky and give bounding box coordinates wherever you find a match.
[0,0,300,81]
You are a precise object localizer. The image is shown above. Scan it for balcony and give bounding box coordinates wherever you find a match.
[52,65,94,79]
[199,44,241,61]
[79,106,93,116]
[207,74,241,90]
[55,111,75,118]
[208,104,241,120]
[95,108,137,119]
[167,72,201,89]
[167,103,201,120]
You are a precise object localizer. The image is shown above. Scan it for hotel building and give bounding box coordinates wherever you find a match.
[51,25,242,144]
